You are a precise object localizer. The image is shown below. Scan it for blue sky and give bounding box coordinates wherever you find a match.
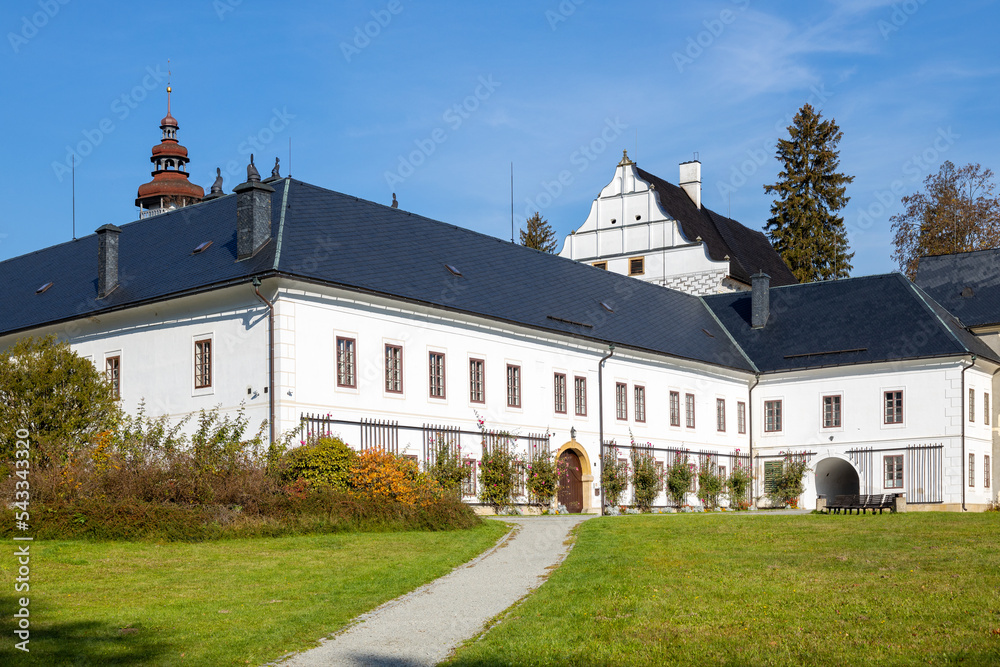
[2,0,998,278]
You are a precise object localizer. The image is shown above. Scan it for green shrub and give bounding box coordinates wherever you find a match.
[525,448,562,507]
[601,446,630,508]
[479,444,519,514]
[631,449,662,512]
[665,454,695,507]
[426,436,465,497]
[0,334,120,470]
[697,460,724,510]
[280,436,356,490]
[766,453,810,508]
[726,459,753,510]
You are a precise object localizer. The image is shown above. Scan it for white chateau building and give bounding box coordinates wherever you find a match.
[559,151,796,295]
[1,105,997,513]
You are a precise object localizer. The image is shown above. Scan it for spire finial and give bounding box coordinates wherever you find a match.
[210,167,223,194]
[618,149,634,167]
[166,58,172,116]
[391,193,398,208]
[271,157,280,179]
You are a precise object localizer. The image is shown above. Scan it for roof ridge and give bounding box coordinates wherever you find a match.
[900,275,969,354]
[698,295,758,373]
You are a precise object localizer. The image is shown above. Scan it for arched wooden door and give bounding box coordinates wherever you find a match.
[558,449,583,513]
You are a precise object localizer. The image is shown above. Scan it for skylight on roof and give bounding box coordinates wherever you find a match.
[445,264,462,277]
[192,240,213,254]
[35,282,53,294]
[600,302,614,313]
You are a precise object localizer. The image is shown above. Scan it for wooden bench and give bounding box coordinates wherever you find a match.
[825,493,895,514]
[825,494,855,514]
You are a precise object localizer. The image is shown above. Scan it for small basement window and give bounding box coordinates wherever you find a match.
[629,257,645,276]
[192,240,213,254]
[446,264,462,277]
[36,282,54,294]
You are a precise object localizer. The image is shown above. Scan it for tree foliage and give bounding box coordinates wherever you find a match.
[764,103,855,282]
[519,212,558,253]
[890,161,1000,279]
[0,335,119,469]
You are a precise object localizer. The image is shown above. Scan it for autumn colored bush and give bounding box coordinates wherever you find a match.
[349,448,443,507]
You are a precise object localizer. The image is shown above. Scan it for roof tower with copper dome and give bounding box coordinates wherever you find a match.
[135,84,204,215]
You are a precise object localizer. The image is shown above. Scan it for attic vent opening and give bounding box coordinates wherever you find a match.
[36,282,53,294]
[701,328,715,338]
[593,261,608,270]
[600,302,614,313]
[610,218,617,224]
[961,286,975,298]
[192,240,213,254]
[445,264,462,277]
[629,257,645,276]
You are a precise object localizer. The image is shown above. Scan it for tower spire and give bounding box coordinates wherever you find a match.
[134,72,204,216]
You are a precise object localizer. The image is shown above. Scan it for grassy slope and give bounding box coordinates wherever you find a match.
[448,513,1000,666]
[0,522,508,666]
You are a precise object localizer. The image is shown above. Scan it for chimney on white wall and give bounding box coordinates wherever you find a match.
[679,159,702,209]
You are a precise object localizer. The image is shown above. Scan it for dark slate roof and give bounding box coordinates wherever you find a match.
[914,249,1000,328]
[703,273,1000,373]
[1,178,753,372]
[635,167,797,287]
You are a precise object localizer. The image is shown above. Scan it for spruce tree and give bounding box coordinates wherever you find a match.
[764,103,854,282]
[519,212,558,253]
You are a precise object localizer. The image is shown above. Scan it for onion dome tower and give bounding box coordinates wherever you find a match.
[135,84,204,216]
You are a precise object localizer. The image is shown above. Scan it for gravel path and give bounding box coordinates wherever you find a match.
[276,515,594,667]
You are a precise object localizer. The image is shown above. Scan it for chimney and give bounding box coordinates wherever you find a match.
[96,224,122,298]
[679,159,702,209]
[233,154,275,260]
[751,272,770,329]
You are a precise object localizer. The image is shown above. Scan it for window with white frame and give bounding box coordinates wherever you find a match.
[635,385,646,423]
[985,392,990,426]
[106,355,121,400]
[506,364,521,408]
[884,390,903,424]
[764,400,782,432]
[336,337,356,388]
[670,391,680,427]
[716,398,726,432]
[554,373,567,414]
[969,388,975,422]
[884,455,903,489]
[194,339,212,389]
[469,358,485,403]
[574,376,587,416]
[822,395,841,428]
[429,352,446,398]
[685,393,695,428]
[616,382,628,420]
[737,401,746,434]
[385,344,402,393]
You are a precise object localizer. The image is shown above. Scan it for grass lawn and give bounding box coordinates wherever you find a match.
[0,521,507,666]
[447,513,1000,666]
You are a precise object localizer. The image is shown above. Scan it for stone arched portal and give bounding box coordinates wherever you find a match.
[814,456,860,500]
[555,440,595,513]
